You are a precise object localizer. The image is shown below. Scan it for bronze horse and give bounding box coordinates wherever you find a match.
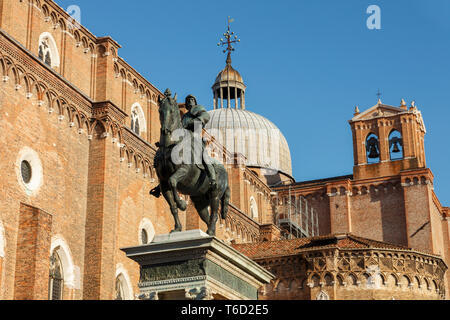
[150,94,230,236]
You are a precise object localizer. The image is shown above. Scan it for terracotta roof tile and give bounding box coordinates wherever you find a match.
[232,234,411,260]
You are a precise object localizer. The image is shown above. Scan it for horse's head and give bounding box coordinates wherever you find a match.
[158,92,182,146]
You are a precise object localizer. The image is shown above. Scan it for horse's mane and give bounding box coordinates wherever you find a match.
[160,96,182,130]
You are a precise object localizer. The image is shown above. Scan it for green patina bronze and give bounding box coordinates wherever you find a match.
[139,258,257,300]
[150,90,231,237]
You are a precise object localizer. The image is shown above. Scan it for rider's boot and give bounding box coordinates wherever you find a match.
[205,163,217,191]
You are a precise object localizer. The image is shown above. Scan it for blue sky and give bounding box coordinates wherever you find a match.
[56,0,450,203]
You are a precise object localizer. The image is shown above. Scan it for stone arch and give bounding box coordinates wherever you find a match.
[38,32,60,68]
[336,274,344,286]
[387,273,398,287]
[130,102,147,136]
[50,236,76,290]
[58,18,66,32]
[97,44,106,57]
[401,275,411,288]
[81,37,88,49]
[310,274,320,288]
[347,273,358,286]
[431,280,438,292]
[413,276,421,289]
[423,278,430,290]
[50,11,57,25]
[323,273,334,286]
[73,30,81,44]
[41,4,50,18]
[115,265,134,300]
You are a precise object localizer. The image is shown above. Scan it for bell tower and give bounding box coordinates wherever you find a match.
[349,99,427,180]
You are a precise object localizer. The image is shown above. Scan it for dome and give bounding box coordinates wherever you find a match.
[215,64,244,84]
[205,108,292,177]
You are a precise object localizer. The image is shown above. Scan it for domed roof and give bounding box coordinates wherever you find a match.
[215,64,244,84]
[205,108,292,177]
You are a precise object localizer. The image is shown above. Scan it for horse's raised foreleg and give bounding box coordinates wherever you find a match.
[161,182,183,233]
[168,165,189,211]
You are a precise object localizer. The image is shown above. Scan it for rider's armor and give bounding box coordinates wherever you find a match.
[182,101,217,189]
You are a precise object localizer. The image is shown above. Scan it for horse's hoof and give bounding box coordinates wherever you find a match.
[207,229,216,237]
[178,200,187,211]
[170,229,182,234]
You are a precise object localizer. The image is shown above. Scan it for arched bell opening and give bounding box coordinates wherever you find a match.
[366,133,380,164]
[389,130,404,161]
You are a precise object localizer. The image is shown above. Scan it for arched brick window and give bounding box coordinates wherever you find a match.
[115,267,133,300]
[389,130,403,160]
[48,249,64,300]
[38,33,60,68]
[48,237,76,300]
[130,103,147,136]
[249,196,258,220]
[366,133,380,164]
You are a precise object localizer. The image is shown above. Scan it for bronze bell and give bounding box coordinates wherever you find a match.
[390,137,402,153]
[368,145,380,159]
[367,137,380,159]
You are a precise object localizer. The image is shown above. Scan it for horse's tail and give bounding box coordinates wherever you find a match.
[221,186,231,220]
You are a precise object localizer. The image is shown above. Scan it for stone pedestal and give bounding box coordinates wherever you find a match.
[121,230,274,300]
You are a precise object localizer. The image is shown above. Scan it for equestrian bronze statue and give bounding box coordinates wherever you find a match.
[150,90,230,236]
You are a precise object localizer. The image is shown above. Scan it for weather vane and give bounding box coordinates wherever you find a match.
[217,17,240,64]
[376,89,382,101]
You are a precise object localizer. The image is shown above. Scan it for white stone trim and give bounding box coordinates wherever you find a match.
[115,265,134,300]
[38,32,60,68]
[50,236,78,289]
[16,147,44,197]
[131,102,147,135]
[139,218,155,245]
[249,196,258,220]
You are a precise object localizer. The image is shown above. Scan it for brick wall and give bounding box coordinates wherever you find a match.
[14,203,52,300]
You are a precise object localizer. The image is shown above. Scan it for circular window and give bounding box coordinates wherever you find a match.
[138,218,155,245]
[16,147,44,196]
[141,229,148,245]
[21,160,32,184]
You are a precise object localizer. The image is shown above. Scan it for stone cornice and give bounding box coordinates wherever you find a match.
[252,246,447,271]
[92,100,128,125]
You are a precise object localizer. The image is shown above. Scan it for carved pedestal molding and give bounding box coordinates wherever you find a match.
[185,287,213,300]
[121,230,274,300]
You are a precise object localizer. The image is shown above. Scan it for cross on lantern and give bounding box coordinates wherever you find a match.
[217,17,241,63]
